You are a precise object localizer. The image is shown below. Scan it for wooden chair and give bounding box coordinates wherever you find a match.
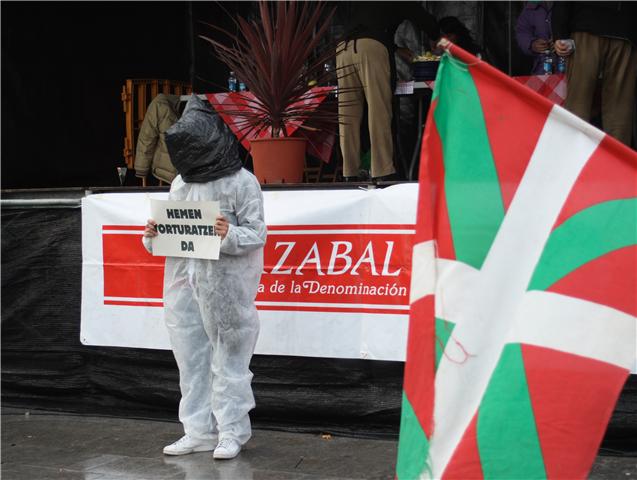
[121,79,192,186]
[313,143,343,183]
[303,156,322,183]
[301,139,344,183]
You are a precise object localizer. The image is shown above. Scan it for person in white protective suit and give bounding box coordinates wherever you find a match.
[142,94,266,460]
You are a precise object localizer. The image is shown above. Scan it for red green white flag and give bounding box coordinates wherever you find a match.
[397,42,637,479]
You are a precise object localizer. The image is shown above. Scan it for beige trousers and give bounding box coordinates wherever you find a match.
[566,32,637,146]
[337,39,396,178]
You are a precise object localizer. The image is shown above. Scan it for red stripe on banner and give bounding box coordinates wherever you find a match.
[267,224,415,231]
[548,245,637,317]
[101,300,407,315]
[102,225,413,313]
[553,135,637,229]
[105,300,164,307]
[442,414,484,480]
[521,344,629,480]
[103,225,145,231]
[103,233,165,299]
[404,295,435,437]
[469,54,552,212]
[256,305,409,315]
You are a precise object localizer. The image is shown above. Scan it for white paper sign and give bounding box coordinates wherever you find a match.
[150,199,221,259]
[395,80,415,95]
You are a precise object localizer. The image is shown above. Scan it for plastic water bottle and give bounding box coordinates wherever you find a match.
[239,80,247,92]
[556,56,566,74]
[542,51,553,74]
[324,62,333,86]
[228,71,237,92]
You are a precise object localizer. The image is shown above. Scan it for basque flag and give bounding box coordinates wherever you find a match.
[397,40,637,479]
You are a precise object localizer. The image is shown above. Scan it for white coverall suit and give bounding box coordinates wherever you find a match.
[145,168,266,446]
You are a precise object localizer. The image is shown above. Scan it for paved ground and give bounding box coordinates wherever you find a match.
[2,407,636,479]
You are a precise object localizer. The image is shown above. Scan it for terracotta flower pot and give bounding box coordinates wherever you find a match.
[249,137,307,184]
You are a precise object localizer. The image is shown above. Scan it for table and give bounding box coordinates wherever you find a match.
[513,73,567,106]
[406,74,566,104]
[206,87,336,163]
[399,74,567,180]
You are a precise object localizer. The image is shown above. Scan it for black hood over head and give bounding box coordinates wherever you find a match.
[165,94,242,183]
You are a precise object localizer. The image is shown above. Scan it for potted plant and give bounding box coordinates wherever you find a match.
[200,1,341,184]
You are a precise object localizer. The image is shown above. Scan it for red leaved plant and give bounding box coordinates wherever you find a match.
[200,1,346,140]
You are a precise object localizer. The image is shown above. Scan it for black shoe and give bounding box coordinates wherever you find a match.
[343,176,359,182]
[373,173,400,183]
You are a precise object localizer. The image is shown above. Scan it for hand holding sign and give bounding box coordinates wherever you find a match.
[214,215,229,240]
[144,219,158,238]
[149,199,221,259]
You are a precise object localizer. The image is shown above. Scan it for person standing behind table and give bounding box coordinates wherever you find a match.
[438,16,483,59]
[515,1,556,75]
[143,95,267,460]
[552,1,637,146]
[394,19,422,175]
[336,1,439,182]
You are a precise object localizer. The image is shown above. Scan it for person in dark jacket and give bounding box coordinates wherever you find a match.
[552,1,637,146]
[515,1,555,75]
[439,16,482,58]
[336,2,438,181]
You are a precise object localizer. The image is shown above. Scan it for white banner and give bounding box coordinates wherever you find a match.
[81,184,419,360]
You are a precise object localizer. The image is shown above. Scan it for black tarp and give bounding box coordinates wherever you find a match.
[2,200,636,451]
[1,203,403,437]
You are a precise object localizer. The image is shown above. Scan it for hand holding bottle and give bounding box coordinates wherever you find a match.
[531,38,551,54]
[554,39,575,57]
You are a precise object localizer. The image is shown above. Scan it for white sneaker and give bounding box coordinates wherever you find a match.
[213,438,241,459]
[163,435,217,455]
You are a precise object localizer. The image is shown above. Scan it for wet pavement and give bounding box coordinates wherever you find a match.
[2,407,636,479]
